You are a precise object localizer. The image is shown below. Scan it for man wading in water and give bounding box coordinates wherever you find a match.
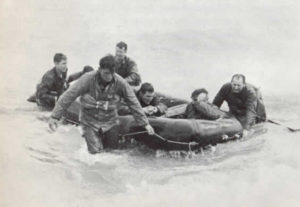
[48,55,154,154]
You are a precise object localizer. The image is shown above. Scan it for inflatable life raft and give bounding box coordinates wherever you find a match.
[118,116,266,151]
[63,94,267,151]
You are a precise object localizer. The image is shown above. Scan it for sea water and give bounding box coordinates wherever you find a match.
[1,0,300,206]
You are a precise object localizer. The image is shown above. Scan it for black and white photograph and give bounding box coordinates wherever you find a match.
[0,0,300,206]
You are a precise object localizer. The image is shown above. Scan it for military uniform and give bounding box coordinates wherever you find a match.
[35,67,67,109]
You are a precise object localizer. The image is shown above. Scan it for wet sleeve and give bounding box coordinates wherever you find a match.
[212,84,227,108]
[119,81,149,126]
[243,89,258,130]
[193,102,223,120]
[67,72,83,83]
[51,75,90,120]
[125,60,142,86]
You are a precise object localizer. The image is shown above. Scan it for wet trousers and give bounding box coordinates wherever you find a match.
[82,125,120,154]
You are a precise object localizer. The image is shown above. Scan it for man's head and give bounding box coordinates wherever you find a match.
[98,55,116,83]
[191,88,209,102]
[115,41,127,62]
[139,82,155,105]
[82,65,94,74]
[231,74,246,93]
[53,53,67,73]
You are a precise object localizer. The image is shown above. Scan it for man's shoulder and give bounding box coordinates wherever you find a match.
[83,70,97,78]
[187,102,195,109]
[44,67,56,76]
[114,73,128,85]
[124,56,136,64]
[245,83,257,90]
[222,82,232,89]
[216,82,231,94]
[245,83,257,94]
[41,68,56,81]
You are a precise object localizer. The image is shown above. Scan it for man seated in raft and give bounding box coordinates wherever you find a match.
[114,41,141,87]
[118,82,167,116]
[27,53,68,110]
[185,88,228,120]
[66,65,94,85]
[213,74,267,137]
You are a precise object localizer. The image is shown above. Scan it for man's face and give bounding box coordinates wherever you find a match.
[141,91,155,105]
[115,46,126,61]
[55,59,68,73]
[196,92,209,102]
[231,77,245,93]
[100,69,114,83]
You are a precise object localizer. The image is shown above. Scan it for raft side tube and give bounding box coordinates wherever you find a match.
[118,116,243,143]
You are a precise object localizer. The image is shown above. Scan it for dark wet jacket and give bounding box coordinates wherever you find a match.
[36,67,67,108]
[115,56,141,86]
[213,83,266,130]
[51,71,149,132]
[185,101,226,120]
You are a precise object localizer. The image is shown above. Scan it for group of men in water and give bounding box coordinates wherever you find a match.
[28,41,266,154]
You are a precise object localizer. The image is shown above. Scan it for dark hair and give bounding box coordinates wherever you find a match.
[140,82,154,94]
[231,74,246,83]
[99,54,115,73]
[82,65,94,73]
[53,53,67,63]
[191,88,208,101]
[116,41,128,52]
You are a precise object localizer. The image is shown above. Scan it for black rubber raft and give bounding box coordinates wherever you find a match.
[63,93,267,151]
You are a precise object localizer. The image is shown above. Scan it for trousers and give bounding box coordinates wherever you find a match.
[82,125,120,154]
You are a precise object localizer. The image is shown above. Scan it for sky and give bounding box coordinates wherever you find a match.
[0,0,299,99]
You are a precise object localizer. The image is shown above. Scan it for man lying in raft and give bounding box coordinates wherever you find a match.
[185,88,229,120]
[27,53,68,110]
[48,54,155,154]
[118,82,168,116]
[213,74,267,137]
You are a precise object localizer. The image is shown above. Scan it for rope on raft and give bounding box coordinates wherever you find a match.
[122,131,199,148]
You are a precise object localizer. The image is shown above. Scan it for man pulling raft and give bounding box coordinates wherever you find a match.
[48,55,155,154]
